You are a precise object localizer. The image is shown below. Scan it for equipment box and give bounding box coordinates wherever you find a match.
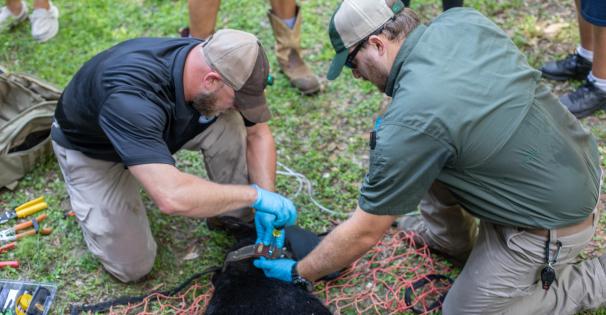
[0,280,56,315]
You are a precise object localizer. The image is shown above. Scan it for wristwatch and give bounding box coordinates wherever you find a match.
[291,263,313,292]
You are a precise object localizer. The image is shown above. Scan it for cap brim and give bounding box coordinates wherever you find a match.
[327,50,348,80]
[235,92,271,123]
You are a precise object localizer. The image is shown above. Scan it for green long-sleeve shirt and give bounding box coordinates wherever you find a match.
[358,8,601,229]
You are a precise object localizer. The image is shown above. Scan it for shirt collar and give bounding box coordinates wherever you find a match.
[385,24,427,97]
[172,40,202,119]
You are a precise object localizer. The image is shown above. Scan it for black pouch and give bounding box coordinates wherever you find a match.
[285,225,341,280]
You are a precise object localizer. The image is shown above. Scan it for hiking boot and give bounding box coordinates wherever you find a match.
[540,53,592,81]
[30,1,59,42]
[268,6,321,95]
[0,1,28,32]
[560,80,606,118]
[397,214,470,267]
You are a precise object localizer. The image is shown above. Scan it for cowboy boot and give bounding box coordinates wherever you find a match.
[268,6,321,95]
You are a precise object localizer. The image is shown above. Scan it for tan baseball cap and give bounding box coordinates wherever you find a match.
[202,29,271,123]
[327,0,405,80]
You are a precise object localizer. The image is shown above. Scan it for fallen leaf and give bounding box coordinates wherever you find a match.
[182,248,200,261]
[543,22,569,39]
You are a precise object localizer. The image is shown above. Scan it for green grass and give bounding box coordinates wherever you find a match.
[0,0,605,314]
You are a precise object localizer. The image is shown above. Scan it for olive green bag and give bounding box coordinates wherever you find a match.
[0,67,60,190]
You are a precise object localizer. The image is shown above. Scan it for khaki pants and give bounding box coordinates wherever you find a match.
[420,182,606,314]
[52,111,250,282]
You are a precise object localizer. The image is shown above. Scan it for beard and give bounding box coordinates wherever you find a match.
[192,91,219,117]
[357,58,389,93]
[365,65,388,93]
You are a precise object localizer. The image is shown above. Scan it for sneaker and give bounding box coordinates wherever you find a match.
[540,53,592,81]
[30,1,59,42]
[560,80,606,118]
[0,1,28,32]
[397,214,469,267]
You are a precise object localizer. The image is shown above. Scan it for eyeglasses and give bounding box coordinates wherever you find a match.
[344,40,366,69]
[344,23,389,69]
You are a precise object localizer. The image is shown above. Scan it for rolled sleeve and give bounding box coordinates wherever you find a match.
[358,123,454,215]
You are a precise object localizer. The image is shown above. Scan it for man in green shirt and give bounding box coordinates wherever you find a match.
[254,0,606,313]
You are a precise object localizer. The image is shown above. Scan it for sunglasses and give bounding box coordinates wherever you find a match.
[344,40,366,69]
[344,22,390,69]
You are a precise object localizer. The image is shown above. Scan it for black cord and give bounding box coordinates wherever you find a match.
[69,266,220,315]
[404,274,454,314]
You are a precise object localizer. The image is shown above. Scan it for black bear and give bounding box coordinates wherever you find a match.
[205,218,332,315]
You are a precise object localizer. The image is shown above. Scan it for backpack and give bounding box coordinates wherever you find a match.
[0,68,61,190]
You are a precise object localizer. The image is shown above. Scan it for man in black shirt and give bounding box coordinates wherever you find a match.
[51,29,297,282]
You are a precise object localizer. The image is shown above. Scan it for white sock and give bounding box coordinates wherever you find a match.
[588,72,606,92]
[282,17,296,29]
[577,45,594,62]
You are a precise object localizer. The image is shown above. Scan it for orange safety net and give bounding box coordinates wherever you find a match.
[317,229,455,314]
[106,282,214,315]
[107,229,455,315]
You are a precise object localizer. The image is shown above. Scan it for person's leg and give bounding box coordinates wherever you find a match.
[52,141,157,283]
[7,0,23,14]
[560,0,606,118]
[577,0,594,53]
[441,0,462,11]
[267,0,321,95]
[443,212,606,314]
[187,0,220,39]
[591,25,606,80]
[181,110,252,222]
[32,0,48,10]
[0,0,27,31]
[397,181,477,265]
[540,0,593,81]
[29,0,58,42]
[269,0,295,19]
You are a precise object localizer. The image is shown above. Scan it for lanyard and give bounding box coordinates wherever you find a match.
[370,116,382,150]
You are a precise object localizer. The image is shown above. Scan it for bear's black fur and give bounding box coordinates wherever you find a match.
[205,218,332,315]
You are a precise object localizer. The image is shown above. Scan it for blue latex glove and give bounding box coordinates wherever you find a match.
[254,211,286,248]
[253,257,296,282]
[251,185,297,245]
[251,185,297,226]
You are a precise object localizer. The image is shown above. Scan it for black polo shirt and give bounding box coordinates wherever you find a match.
[52,37,216,166]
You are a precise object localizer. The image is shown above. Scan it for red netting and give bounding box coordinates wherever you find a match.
[317,229,455,314]
[105,229,454,315]
[106,282,214,315]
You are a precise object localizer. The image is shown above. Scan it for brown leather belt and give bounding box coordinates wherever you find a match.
[524,212,595,237]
